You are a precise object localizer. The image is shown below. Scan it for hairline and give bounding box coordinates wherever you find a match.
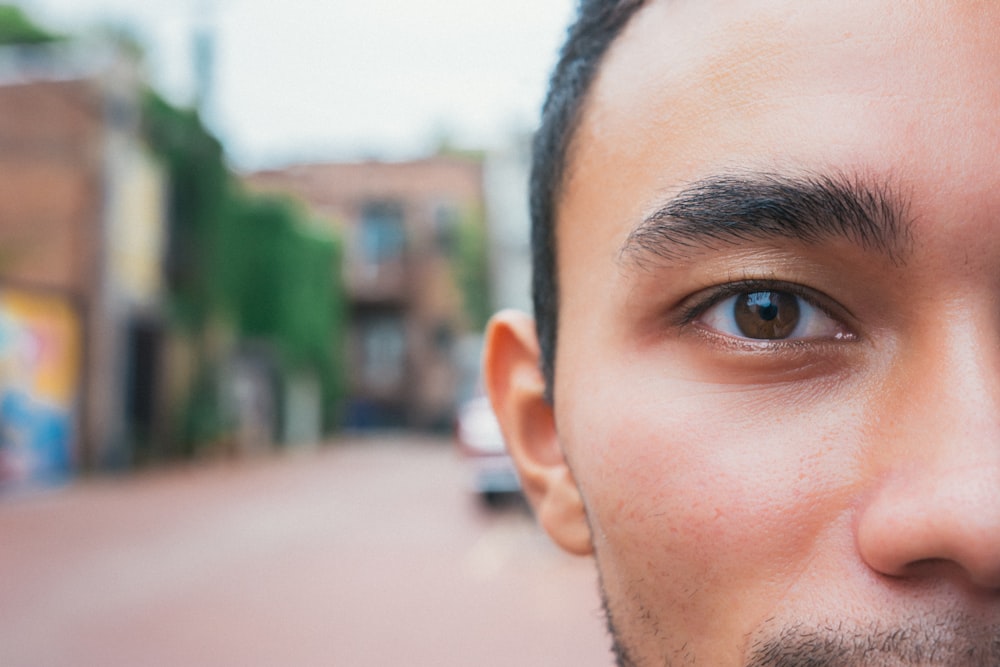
[531,0,650,401]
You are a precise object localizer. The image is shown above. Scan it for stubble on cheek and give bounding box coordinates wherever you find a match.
[592,517,715,667]
[598,567,695,667]
[600,584,643,667]
[582,441,851,663]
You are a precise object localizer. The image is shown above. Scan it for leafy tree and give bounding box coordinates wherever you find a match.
[142,91,232,330]
[0,5,63,45]
[217,195,347,430]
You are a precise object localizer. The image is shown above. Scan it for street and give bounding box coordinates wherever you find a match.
[0,435,612,666]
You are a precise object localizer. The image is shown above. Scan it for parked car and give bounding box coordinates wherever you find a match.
[454,395,522,506]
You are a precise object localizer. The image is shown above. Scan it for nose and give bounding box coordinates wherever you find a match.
[857,465,1000,588]
[855,332,1000,590]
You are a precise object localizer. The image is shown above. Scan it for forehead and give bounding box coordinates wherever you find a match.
[579,2,997,178]
[560,0,1000,220]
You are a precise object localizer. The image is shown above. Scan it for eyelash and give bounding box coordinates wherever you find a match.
[676,278,854,339]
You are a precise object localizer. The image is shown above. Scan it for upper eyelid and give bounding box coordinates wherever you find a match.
[678,279,851,327]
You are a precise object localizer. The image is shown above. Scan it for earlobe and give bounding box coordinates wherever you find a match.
[483,310,593,556]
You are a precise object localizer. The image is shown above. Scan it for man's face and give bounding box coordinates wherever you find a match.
[493,0,1000,665]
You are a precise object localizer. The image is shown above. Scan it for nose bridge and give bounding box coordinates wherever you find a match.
[889,317,1000,519]
[890,312,1000,462]
[856,311,1000,588]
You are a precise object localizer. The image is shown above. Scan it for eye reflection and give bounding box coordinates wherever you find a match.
[697,290,846,341]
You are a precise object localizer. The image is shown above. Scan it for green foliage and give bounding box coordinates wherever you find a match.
[216,196,347,430]
[218,197,340,359]
[0,5,63,45]
[452,206,492,330]
[141,91,348,442]
[180,362,228,453]
[142,91,231,329]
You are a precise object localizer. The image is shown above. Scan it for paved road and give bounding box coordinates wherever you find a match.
[0,435,612,666]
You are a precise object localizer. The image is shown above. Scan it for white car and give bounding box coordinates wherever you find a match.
[454,396,522,505]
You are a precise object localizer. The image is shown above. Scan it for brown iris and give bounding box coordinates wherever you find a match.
[733,291,800,339]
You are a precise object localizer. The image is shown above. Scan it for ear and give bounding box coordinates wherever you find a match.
[483,310,593,556]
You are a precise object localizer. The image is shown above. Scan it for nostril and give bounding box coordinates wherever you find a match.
[893,557,1000,591]
[898,557,956,578]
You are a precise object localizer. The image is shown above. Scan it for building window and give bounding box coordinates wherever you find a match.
[360,201,406,265]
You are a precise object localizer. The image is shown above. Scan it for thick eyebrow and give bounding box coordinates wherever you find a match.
[620,172,912,266]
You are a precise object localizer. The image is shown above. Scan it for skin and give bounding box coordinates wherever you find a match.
[485,0,1000,665]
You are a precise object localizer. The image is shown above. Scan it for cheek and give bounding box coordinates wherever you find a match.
[558,366,866,637]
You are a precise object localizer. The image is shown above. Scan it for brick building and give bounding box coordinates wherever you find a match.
[0,45,167,485]
[246,156,485,429]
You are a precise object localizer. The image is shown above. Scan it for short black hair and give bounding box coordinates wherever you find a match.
[531,0,647,398]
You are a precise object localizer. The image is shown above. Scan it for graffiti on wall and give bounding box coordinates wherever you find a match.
[0,288,81,489]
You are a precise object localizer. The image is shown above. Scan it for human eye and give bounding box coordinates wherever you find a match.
[686,281,855,342]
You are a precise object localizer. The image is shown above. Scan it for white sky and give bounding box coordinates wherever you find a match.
[21,0,576,169]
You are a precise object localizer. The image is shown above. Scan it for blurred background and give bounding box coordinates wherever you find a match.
[0,1,611,664]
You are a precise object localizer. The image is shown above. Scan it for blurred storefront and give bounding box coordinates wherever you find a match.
[0,43,168,488]
[0,286,80,486]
